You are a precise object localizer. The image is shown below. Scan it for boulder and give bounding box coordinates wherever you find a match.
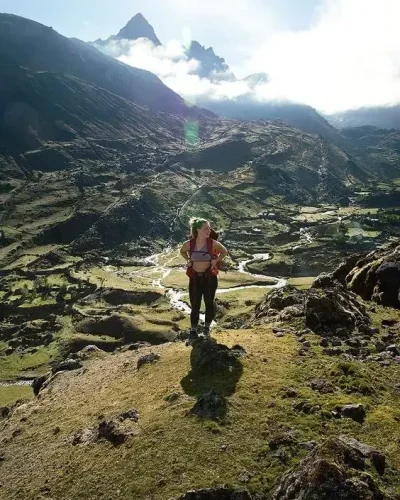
[271,437,390,500]
[137,352,160,370]
[305,280,370,337]
[254,285,305,321]
[337,403,366,423]
[188,390,227,421]
[190,338,244,376]
[97,420,128,446]
[309,378,335,394]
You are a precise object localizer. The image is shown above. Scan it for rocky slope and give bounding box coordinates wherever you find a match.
[333,243,400,308]
[1,263,400,499]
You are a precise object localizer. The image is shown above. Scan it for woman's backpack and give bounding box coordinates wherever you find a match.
[186,238,219,277]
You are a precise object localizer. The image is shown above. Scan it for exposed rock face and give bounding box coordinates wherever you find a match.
[254,285,305,320]
[306,276,371,336]
[334,244,400,308]
[253,278,371,338]
[32,374,49,396]
[271,437,391,500]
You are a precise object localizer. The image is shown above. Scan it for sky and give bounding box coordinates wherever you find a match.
[1,0,400,114]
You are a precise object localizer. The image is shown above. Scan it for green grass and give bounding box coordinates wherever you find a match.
[288,276,315,290]
[0,385,33,406]
[0,343,57,380]
[1,324,399,500]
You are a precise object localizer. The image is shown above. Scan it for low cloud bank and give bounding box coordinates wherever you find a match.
[95,0,400,114]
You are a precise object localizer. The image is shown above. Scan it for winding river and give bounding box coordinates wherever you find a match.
[142,248,286,324]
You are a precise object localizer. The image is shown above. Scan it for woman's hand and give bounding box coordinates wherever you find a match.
[211,258,218,268]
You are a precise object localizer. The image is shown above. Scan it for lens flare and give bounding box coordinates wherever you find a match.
[184,120,199,145]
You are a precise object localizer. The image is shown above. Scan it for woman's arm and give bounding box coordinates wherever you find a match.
[212,241,228,264]
[179,241,190,263]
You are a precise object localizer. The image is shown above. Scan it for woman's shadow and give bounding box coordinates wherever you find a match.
[180,337,245,414]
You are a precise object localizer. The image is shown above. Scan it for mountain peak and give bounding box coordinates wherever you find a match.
[115,13,161,46]
[186,40,230,79]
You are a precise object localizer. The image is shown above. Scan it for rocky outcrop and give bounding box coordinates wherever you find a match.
[100,288,162,305]
[305,275,371,336]
[334,244,400,308]
[254,285,305,321]
[137,353,160,370]
[271,436,391,499]
[188,390,228,421]
[253,278,371,338]
[190,338,246,376]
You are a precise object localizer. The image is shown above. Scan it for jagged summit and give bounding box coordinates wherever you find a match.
[115,13,161,45]
[186,40,232,78]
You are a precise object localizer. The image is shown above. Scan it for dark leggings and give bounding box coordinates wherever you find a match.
[189,272,218,327]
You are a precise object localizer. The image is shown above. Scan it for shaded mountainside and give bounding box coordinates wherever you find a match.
[0,13,208,118]
[185,41,232,79]
[327,105,400,131]
[0,64,189,156]
[196,98,345,146]
[340,126,400,180]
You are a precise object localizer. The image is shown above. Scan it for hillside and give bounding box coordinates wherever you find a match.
[1,252,400,499]
[0,13,207,118]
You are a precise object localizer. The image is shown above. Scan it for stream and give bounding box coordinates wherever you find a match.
[138,248,286,323]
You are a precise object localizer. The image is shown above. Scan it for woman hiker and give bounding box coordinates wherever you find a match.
[179,217,229,342]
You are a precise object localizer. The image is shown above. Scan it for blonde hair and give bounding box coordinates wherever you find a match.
[189,217,219,240]
[189,217,209,239]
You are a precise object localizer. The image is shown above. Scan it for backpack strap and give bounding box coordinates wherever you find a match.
[189,238,195,258]
[207,238,216,259]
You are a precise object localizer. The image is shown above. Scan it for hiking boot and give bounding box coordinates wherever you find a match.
[203,326,210,337]
[186,329,198,346]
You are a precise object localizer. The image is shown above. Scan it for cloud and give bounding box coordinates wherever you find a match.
[246,0,400,113]
[95,0,400,114]
[95,37,255,103]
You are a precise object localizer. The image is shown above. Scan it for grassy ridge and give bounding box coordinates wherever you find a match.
[1,317,400,499]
